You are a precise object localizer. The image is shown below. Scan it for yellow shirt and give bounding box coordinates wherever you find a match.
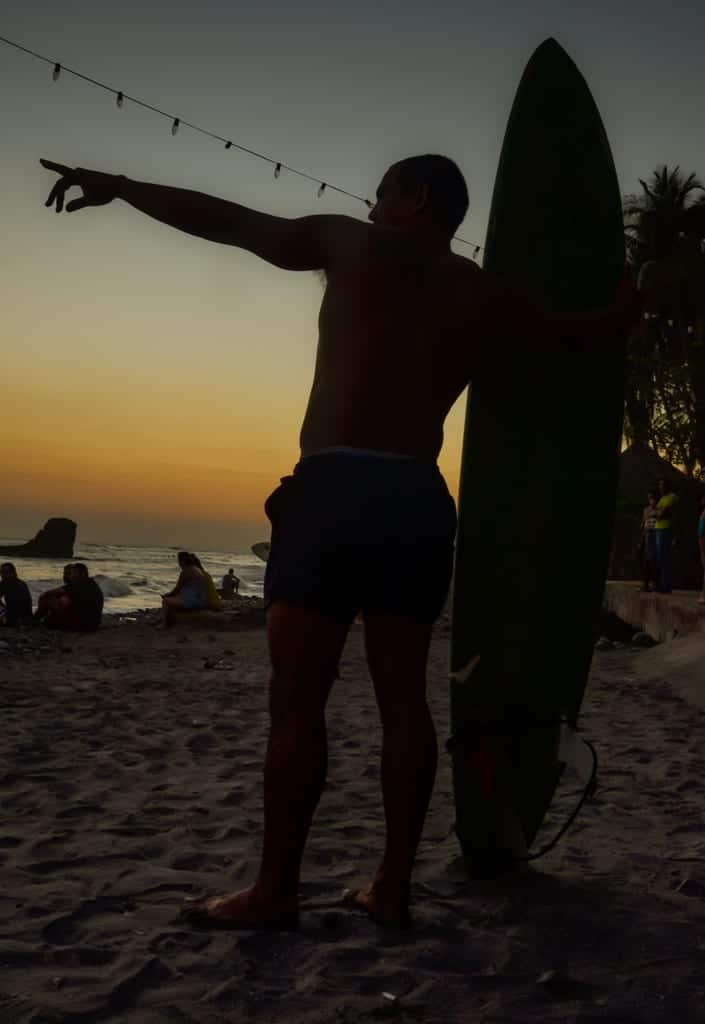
[655,492,677,530]
[203,572,223,611]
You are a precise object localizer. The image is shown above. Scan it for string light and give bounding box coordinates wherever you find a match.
[1,32,484,254]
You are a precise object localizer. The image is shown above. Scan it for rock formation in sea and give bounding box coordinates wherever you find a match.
[0,518,76,559]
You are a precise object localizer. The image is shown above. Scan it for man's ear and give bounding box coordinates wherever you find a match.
[412,183,430,214]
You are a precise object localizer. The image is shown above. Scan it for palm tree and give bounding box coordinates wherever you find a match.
[624,165,704,265]
[622,168,705,477]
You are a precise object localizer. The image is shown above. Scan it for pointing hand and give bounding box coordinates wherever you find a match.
[40,159,124,213]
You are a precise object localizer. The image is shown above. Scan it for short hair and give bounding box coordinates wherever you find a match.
[393,155,469,234]
[72,562,89,578]
[0,562,16,576]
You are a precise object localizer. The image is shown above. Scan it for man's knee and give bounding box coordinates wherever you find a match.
[374,680,431,729]
[268,669,331,727]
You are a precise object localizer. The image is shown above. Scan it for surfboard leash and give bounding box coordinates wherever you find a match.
[443,719,598,862]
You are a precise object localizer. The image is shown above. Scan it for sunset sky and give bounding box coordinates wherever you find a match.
[3,1,705,550]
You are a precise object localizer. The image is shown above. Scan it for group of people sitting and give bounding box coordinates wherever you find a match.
[0,561,104,631]
[161,551,239,627]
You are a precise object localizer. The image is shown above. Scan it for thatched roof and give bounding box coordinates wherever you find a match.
[618,443,701,502]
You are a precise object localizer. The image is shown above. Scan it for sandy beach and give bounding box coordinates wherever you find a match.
[2,611,705,1023]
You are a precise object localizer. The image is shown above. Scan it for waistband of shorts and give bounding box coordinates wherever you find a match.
[299,445,434,464]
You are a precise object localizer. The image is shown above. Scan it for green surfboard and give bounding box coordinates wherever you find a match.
[449,39,626,874]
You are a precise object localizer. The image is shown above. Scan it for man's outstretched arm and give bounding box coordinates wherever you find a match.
[40,159,358,271]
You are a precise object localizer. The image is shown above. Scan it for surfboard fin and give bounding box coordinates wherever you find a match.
[448,653,481,686]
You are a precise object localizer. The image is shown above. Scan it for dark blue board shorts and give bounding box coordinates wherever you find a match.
[263,449,457,625]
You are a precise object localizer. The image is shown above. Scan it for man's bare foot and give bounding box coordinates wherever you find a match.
[343,885,412,928]
[180,887,299,931]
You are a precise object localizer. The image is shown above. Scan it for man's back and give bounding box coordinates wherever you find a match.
[299,225,495,461]
[0,577,32,620]
[65,577,104,630]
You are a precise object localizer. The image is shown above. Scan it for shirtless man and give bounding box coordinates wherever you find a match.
[41,154,639,928]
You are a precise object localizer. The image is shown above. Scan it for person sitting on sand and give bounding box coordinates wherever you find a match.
[34,563,73,623]
[64,563,104,631]
[190,554,223,611]
[0,563,33,627]
[41,153,640,930]
[41,562,104,632]
[161,551,208,626]
[221,568,240,598]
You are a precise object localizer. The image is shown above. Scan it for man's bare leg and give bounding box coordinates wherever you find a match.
[186,602,350,926]
[350,612,436,925]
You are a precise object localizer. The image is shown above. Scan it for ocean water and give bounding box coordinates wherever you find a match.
[0,540,266,614]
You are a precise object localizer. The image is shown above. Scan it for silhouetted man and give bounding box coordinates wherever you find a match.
[0,563,33,626]
[41,154,639,928]
[221,568,240,597]
[63,562,104,631]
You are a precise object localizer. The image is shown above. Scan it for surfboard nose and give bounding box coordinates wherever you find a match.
[532,37,573,64]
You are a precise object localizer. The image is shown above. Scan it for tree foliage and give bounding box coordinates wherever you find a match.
[623,166,705,478]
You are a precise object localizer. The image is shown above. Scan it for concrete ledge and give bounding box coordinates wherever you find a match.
[605,581,705,643]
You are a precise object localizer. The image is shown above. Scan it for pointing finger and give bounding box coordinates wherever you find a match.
[40,158,72,176]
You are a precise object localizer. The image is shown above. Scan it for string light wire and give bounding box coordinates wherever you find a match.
[0,31,484,255]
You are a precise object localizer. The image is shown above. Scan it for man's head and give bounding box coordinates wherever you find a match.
[72,562,89,579]
[658,478,672,495]
[0,563,17,580]
[369,155,469,239]
[177,551,192,569]
[228,569,234,577]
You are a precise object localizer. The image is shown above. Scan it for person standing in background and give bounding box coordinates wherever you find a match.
[697,496,705,606]
[654,478,678,594]
[640,489,659,592]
